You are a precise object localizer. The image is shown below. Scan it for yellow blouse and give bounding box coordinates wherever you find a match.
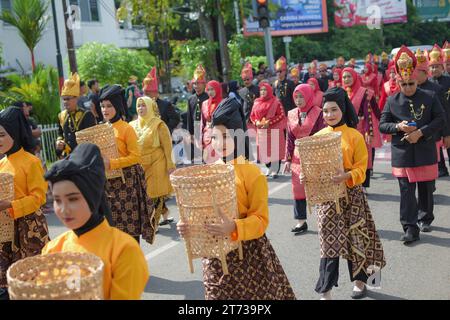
[228,157,269,242]
[315,124,368,188]
[42,219,149,300]
[110,120,140,170]
[0,148,47,219]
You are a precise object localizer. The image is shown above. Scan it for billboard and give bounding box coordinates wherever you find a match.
[243,0,329,36]
[334,0,407,28]
[413,0,450,22]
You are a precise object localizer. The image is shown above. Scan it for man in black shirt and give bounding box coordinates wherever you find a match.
[273,56,296,115]
[87,79,102,122]
[238,63,260,124]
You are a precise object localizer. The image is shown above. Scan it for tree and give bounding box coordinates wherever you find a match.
[0,0,49,71]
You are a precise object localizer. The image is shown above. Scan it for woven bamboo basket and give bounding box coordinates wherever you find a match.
[0,173,14,243]
[7,252,104,300]
[170,164,243,275]
[295,132,348,214]
[75,123,124,181]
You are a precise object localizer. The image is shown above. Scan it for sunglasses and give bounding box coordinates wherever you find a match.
[400,82,416,87]
[243,78,251,81]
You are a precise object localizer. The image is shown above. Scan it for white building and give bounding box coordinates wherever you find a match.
[0,0,149,76]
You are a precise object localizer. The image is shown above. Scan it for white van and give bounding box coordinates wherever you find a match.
[390,45,433,58]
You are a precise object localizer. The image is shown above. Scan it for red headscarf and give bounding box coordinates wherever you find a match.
[293,84,315,112]
[307,78,321,93]
[387,65,399,93]
[251,82,277,120]
[330,68,342,88]
[342,67,362,99]
[364,63,373,75]
[206,80,223,117]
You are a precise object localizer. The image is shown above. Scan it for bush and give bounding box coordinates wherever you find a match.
[76,42,156,87]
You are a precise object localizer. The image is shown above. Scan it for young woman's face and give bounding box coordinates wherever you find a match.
[0,126,14,154]
[342,72,354,86]
[211,125,235,159]
[260,86,268,98]
[333,72,340,81]
[137,101,148,117]
[52,180,91,230]
[308,82,315,90]
[389,69,396,80]
[206,86,216,98]
[322,101,343,127]
[101,100,117,121]
[294,92,306,108]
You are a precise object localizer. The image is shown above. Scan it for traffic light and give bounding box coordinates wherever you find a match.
[256,0,270,28]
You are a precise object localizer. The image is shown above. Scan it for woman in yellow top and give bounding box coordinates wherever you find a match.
[0,106,49,300]
[309,87,386,300]
[130,97,175,228]
[43,143,149,300]
[177,100,296,300]
[99,85,156,245]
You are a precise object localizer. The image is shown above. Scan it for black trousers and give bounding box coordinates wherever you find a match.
[398,178,435,232]
[315,258,368,294]
[294,199,307,220]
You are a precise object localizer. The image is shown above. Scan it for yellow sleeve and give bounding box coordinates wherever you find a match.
[110,126,141,170]
[158,124,175,170]
[232,174,269,242]
[110,241,149,300]
[11,159,47,219]
[347,132,368,188]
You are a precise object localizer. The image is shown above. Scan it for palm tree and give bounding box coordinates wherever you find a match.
[0,0,49,71]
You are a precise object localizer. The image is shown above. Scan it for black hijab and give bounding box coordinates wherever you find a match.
[99,84,127,123]
[322,87,359,129]
[45,143,111,236]
[0,106,34,155]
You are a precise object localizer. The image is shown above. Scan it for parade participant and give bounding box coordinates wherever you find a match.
[87,79,103,123]
[347,58,356,68]
[307,78,324,107]
[361,63,379,98]
[380,46,445,242]
[317,63,330,92]
[443,40,450,74]
[274,56,296,114]
[43,143,149,300]
[289,65,301,85]
[311,87,386,300]
[0,106,49,300]
[251,82,287,178]
[416,49,450,179]
[125,75,142,121]
[99,84,156,244]
[302,61,317,84]
[429,44,450,176]
[379,64,400,111]
[200,80,223,163]
[55,73,97,158]
[143,67,180,133]
[177,101,296,300]
[131,97,175,228]
[342,67,382,188]
[239,63,260,128]
[283,84,325,234]
[379,52,390,81]
[335,56,346,69]
[328,68,342,89]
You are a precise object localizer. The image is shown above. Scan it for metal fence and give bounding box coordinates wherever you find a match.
[39,124,59,165]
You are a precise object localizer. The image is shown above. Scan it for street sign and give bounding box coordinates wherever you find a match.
[283,36,292,43]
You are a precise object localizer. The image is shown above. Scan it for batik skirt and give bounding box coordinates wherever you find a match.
[106,164,156,244]
[202,234,296,300]
[0,209,49,288]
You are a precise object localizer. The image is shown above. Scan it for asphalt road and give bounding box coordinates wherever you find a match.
[46,144,450,300]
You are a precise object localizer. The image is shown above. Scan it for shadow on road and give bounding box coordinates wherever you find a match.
[366,290,408,300]
[157,223,180,242]
[144,276,204,299]
[378,229,450,248]
[366,193,401,202]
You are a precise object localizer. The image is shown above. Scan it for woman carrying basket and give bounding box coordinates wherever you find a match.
[0,106,49,300]
[43,143,149,300]
[177,100,296,300]
[283,84,325,235]
[130,97,176,228]
[99,85,156,245]
[309,87,386,300]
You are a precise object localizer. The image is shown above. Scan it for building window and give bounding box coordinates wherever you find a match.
[69,0,100,22]
[0,0,12,26]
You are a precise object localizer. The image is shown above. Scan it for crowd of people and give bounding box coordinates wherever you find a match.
[0,40,449,300]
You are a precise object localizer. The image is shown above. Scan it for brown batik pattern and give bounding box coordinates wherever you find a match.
[202,234,296,300]
[0,210,49,288]
[316,185,386,278]
[106,164,156,244]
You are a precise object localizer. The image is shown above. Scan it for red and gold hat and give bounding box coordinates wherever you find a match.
[192,64,207,83]
[415,48,429,72]
[394,45,418,81]
[275,56,287,71]
[241,62,253,80]
[443,41,450,62]
[290,65,300,78]
[428,44,444,66]
[365,53,373,64]
[142,67,158,92]
[381,51,389,61]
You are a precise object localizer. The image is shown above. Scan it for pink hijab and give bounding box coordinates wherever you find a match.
[293,84,315,112]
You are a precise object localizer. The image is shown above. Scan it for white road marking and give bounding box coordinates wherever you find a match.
[145,181,290,261]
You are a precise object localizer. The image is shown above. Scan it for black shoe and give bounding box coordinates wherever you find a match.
[159,217,174,226]
[419,222,432,233]
[400,228,420,244]
[291,222,308,234]
[438,170,449,178]
[0,288,9,300]
[351,285,367,299]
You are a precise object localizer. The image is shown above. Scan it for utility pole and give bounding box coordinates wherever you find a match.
[62,0,77,73]
[264,27,274,72]
[255,0,274,72]
[216,0,231,82]
[51,0,64,92]
[234,1,241,34]
[283,36,291,64]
